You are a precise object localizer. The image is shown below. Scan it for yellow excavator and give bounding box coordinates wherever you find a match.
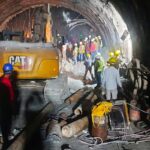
[0,44,60,79]
[0,11,69,106]
[0,41,68,106]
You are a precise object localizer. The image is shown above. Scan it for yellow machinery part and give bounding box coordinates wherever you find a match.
[0,47,60,79]
[92,101,113,125]
[38,59,59,78]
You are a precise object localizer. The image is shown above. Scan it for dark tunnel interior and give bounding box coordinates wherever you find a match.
[0,0,149,66]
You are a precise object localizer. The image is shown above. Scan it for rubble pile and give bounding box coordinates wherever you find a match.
[43,86,150,150]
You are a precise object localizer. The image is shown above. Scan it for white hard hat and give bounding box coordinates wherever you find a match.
[95,53,101,59]
[88,35,91,39]
[97,52,101,56]
[91,38,95,42]
[74,43,77,46]
[98,36,101,40]
[84,37,88,41]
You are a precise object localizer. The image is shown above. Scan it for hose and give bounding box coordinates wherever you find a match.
[135,58,142,89]
[119,87,150,115]
[127,102,150,114]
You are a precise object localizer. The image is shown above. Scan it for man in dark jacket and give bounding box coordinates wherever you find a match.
[0,63,15,149]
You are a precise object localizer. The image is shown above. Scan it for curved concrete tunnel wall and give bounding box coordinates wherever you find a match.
[1,0,147,63]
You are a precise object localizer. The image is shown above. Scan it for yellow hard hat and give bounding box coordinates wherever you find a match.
[114,50,121,56]
[87,53,91,58]
[108,57,117,64]
[109,52,114,57]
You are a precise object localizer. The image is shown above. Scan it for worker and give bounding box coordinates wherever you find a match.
[94,37,99,53]
[89,38,96,62]
[78,41,85,62]
[102,60,122,101]
[98,35,103,49]
[62,43,67,60]
[94,53,105,87]
[83,54,94,81]
[108,50,121,68]
[0,63,15,149]
[72,43,78,65]
[96,36,102,52]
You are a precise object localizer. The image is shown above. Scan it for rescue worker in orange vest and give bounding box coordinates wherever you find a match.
[0,63,15,149]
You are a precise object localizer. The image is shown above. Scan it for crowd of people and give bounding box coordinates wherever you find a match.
[61,35,102,64]
[61,35,123,102]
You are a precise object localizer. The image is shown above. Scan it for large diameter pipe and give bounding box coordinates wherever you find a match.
[84,89,97,103]
[54,88,92,114]
[65,87,92,104]
[7,102,54,150]
[46,119,62,139]
[62,117,88,138]
[85,91,95,100]
[74,105,82,116]
[73,91,97,116]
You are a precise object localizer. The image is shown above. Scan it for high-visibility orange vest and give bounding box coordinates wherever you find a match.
[45,17,53,43]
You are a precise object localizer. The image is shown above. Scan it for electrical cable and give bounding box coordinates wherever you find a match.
[126,102,150,114]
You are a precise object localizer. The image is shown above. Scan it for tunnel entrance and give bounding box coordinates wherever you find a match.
[0,0,132,63]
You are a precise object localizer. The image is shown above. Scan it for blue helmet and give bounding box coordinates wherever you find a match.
[3,63,13,74]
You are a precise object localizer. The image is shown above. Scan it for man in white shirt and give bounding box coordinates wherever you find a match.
[102,62,122,100]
